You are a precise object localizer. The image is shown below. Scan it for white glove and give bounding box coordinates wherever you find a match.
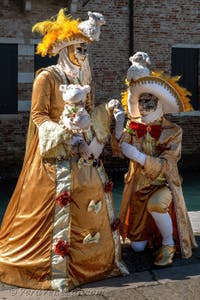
[88,137,104,159]
[113,107,125,140]
[68,134,83,146]
[107,99,119,111]
[108,99,125,140]
[68,134,84,155]
[121,142,146,166]
[71,108,91,131]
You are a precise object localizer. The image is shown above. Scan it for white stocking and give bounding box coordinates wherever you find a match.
[131,240,147,252]
[150,212,174,246]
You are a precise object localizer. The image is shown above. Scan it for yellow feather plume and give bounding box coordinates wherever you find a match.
[32,20,54,35]
[32,8,90,57]
[151,71,193,112]
[121,90,128,114]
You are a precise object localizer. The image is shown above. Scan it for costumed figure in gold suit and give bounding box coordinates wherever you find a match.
[118,51,197,267]
[0,9,128,291]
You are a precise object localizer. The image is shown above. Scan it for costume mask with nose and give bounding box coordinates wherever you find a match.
[74,43,88,65]
[138,93,163,124]
[138,93,158,116]
[57,43,92,85]
[32,9,106,86]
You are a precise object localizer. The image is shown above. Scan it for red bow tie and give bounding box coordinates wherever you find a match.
[128,121,162,140]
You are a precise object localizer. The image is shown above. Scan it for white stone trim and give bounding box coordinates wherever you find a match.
[18,100,31,112]
[172,44,200,49]
[0,37,25,44]
[29,39,41,45]
[25,0,32,11]
[0,114,19,120]
[0,38,40,46]
[18,72,34,83]
[18,44,34,56]
[170,111,200,117]
[70,0,79,13]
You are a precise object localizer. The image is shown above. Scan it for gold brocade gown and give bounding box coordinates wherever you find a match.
[0,67,128,291]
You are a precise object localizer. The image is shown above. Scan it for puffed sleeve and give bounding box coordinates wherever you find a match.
[31,70,52,126]
[31,70,72,158]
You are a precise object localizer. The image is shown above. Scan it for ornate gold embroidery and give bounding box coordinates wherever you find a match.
[83,232,100,244]
[88,200,102,214]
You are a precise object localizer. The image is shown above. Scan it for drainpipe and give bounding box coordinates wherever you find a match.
[16,0,31,12]
[24,0,31,11]
[128,0,134,57]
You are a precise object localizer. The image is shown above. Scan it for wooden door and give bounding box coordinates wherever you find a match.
[171,47,199,110]
[0,44,18,114]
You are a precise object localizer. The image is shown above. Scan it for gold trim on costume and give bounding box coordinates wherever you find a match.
[51,160,71,291]
[88,200,102,214]
[83,232,100,244]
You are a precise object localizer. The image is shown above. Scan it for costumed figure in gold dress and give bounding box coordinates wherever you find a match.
[0,9,128,291]
[118,51,197,267]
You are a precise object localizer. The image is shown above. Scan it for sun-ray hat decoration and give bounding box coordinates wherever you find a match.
[32,9,105,57]
[121,51,193,119]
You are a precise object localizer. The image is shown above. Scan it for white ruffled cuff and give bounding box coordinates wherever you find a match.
[38,120,71,156]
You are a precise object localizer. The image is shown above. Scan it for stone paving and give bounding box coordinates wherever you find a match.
[0,212,200,300]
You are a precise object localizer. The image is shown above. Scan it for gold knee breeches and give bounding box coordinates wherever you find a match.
[147,186,172,213]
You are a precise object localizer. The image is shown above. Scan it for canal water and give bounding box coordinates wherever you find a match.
[111,170,200,215]
[0,171,199,223]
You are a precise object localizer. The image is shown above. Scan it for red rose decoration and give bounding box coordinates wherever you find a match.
[54,239,69,257]
[104,180,114,193]
[127,121,139,135]
[111,218,121,231]
[129,122,139,131]
[56,191,72,206]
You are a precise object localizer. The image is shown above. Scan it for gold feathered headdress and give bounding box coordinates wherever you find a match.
[32,9,105,57]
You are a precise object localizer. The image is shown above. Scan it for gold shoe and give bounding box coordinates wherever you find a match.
[154,245,176,267]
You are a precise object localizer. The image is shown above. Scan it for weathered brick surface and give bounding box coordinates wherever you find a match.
[0,0,199,175]
[0,113,29,177]
[134,1,200,73]
[167,114,200,170]
[167,115,200,153]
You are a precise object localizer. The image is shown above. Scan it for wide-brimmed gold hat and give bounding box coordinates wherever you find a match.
[32,9,105,57]
[122,70,193,118]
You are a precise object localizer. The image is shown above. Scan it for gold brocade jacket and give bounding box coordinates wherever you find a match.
[119,117,197,258]
[0,67,128,291]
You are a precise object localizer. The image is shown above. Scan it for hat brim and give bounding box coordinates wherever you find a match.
[51,39,88,55]
[128,76,184,118]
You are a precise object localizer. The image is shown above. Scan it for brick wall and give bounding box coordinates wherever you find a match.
[75,0,130,103]
[167,113,200,171]
[133,0,200,73]
[133,0,200,170]
[0,0,199,177]
[0,113,29,177]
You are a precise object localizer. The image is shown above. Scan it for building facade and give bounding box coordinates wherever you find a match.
[0,0,199,176]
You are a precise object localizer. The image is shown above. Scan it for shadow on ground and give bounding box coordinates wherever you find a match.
[122,235,200,274]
